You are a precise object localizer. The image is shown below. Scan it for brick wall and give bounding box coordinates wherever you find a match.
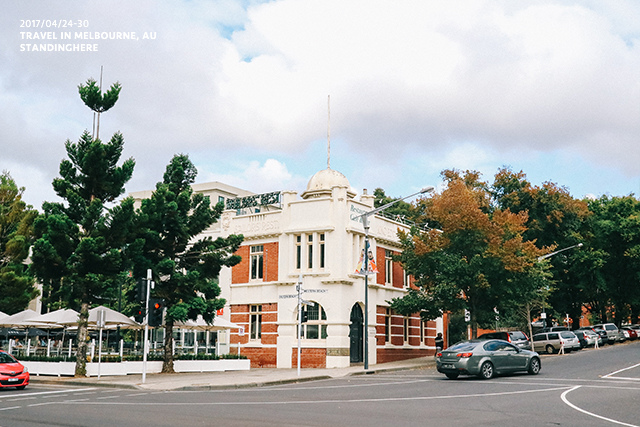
[291,348,326,368]
[231,242,279,284]
[229,302,278,368]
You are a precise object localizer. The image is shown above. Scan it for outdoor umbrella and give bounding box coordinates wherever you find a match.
[0,309,49,328]
[0,311,7,321]
[0,327,24,338]
[37,308,80,327]
[88,306,140,329]
[175,315,241,331]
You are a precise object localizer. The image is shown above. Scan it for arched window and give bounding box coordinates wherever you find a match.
[298,302,328,339]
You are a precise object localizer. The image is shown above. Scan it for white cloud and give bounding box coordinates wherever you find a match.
[2,0,640,207]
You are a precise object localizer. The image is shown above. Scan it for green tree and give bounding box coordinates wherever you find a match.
[492,168,589,327]
[78,78,121,140]
[131,154,243,373]
[581,196,640,325]
[31,78,135,377]
[0,172,39,314]
[392,170,547,338]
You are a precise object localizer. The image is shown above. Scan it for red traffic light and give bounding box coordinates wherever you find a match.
[153,302,161,310]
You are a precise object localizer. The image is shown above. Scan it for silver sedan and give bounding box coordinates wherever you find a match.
[436,339,541,380]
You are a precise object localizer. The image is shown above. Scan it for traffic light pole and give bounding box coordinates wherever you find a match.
[142,269,152,384]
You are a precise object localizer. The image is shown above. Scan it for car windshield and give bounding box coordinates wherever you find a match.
[447,342,477,352]
[0,353,17,364]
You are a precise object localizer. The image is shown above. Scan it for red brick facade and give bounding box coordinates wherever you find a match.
[375,305,439,363]
[291,348,327,368]
[230,302,279,368]
[231,242,279,284]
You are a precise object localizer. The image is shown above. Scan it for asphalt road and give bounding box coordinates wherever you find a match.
[1,341,639,427]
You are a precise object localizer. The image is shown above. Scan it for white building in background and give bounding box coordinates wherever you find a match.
[132,167,443,368]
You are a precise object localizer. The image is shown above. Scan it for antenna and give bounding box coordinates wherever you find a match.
[327,95,331,169]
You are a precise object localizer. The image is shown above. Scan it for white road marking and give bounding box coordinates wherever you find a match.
[59,386,572,405]
[0,388,97,400]
[0,406,21,411]
[602,362,640,379]
[561,386,639,427]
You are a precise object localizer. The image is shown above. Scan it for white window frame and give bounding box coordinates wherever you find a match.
[249,304,262,340]
[250,245,264,281]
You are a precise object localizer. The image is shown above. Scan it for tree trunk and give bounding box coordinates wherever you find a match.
[162,319,175,373]
[75,302,89,377]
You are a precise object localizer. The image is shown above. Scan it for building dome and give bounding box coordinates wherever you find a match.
[301,168,356,199]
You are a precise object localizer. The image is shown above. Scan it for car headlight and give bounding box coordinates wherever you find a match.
[22,366,28,374]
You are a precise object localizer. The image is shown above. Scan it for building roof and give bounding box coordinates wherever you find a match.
[301,168,356,199]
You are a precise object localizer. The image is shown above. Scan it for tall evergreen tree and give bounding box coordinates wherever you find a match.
[31,78,135,377]
[131,154,243,373]
[0,171,39,314]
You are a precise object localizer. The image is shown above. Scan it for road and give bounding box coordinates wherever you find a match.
[1,341,639,427]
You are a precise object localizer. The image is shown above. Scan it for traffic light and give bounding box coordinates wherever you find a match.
[148,298,164,327]
[301,308,308,323]
[134,305,145,324]
[136,278,147,302]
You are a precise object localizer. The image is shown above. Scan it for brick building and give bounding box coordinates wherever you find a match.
[133,168,444,368]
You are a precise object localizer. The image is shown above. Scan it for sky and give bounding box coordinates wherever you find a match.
[2,0,640,209]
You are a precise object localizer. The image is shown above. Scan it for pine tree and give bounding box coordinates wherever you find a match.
[0,172,39,314]
[31,78,135,377]
[131,154,243,373]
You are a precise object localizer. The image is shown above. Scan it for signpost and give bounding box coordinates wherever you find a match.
[142,269,153,384]
[279,275,327,376]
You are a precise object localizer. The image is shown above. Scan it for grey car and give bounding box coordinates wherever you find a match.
[477,331,531,350]
[436,339,541,380]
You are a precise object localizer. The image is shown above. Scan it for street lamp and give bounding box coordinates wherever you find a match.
[357,186,434,370]
[532,243,584,339]
[537,243,583,261]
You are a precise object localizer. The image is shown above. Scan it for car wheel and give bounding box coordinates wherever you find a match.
[528,357,541,375]
[479,361,494,379]
[545,344,555,354]
[16,385,26,390]
[445,373,459,380]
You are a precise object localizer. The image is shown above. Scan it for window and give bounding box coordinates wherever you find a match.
[385,308,392,343]
[250,245,264,280]
[420,319,425,343]
[218,196,225,204]
[307,234,314,268]
[250,305,262,340]
[295,235,302,269]
[404,269,410,288]
[403,316,409,343]
[385,250,393,284]
[298,303,327,339]
[319,233,325,269]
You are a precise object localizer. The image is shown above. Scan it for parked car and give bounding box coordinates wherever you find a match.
[625,324,640,337]
[538,326,569,333]
[573,330,599,348]
[593,323,623,344]
[532,331,581,354]
[436,339,541,380]
[0,351,29,390]
[621,327,637,340]
[578,326,607,344]
[477,331,531,350]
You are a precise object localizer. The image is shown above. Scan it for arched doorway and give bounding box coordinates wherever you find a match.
[349,304,364,364]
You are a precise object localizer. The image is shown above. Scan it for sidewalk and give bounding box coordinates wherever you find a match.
[30,357,436,391]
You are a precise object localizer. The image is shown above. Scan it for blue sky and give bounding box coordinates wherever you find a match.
[2,0,640,208]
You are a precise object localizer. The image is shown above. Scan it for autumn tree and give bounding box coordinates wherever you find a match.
[31,78,135,377]
[130,154,243,373]
[391,170,547,338]
[0,172,39,313]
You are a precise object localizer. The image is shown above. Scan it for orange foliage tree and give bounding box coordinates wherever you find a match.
[391,170,548,338]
